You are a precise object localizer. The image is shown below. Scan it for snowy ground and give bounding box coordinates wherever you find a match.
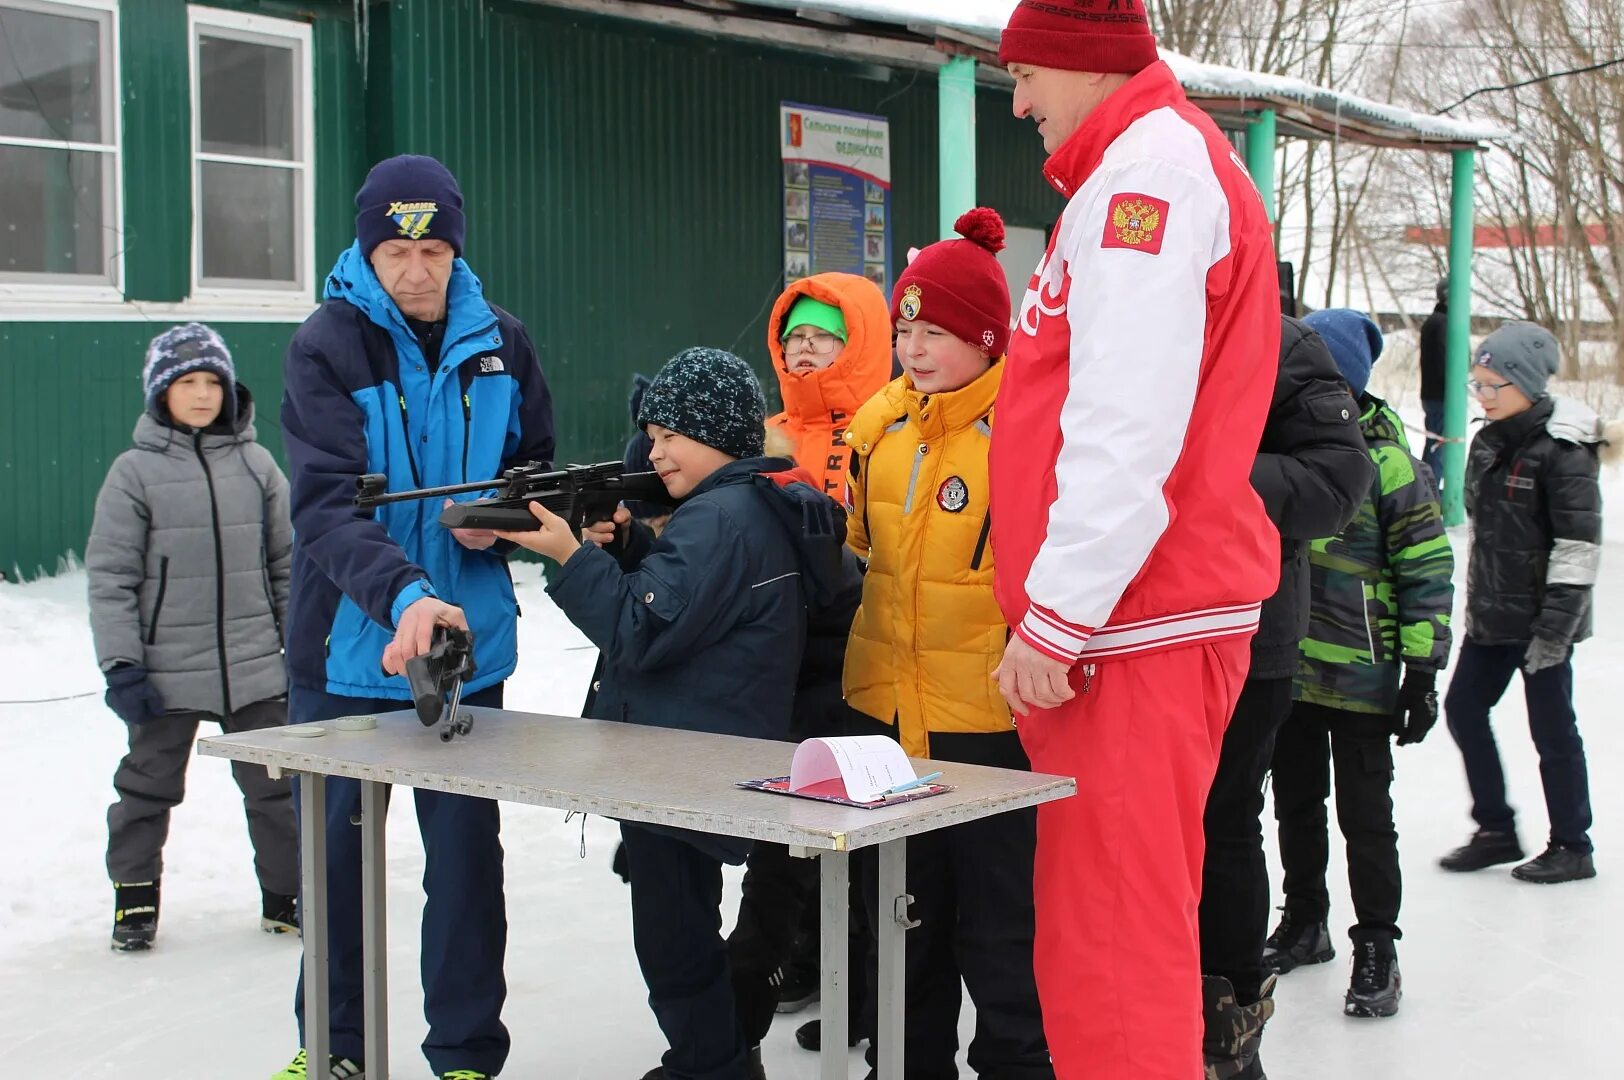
[3,446,1619,1077]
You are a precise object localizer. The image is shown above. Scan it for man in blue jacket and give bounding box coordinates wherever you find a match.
[271,155,555,1080]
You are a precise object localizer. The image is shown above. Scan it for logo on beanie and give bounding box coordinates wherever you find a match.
[1476,350,1493,367]
[387,200,439,241]
[900,284,923,321]
[937,476,969,513]
[1102,193,1169,255]
[982,330,997,348]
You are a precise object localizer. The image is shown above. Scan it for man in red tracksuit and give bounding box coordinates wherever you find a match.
[990,3,1283,1077]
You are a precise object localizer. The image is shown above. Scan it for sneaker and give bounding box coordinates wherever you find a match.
[1262,909,1334,975]
[268,1049,365,1079]
[1344,935,1401,1018]
[794,1019,864,1051]
[1201,974,1276,1080]
[112,881,159,952]
[1439,829,1524,872]
[441,1072,490,1080]
[775,958,819,1013]
[1512,843,1597,884]
[262,890,300,935]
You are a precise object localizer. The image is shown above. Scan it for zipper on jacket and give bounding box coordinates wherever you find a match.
[461,392,472,482]
[194,435,233,716]
[146,556,171,645]
[396,393,425,488]
[1081,664,1096,696]
[970,513,992,571]
[1361,584,1378,664]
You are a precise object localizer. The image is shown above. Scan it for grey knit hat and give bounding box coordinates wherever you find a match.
[637,347,767,460]
[1475,321,1561,402]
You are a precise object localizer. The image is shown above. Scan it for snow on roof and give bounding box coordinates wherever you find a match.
[738,0,1509,146]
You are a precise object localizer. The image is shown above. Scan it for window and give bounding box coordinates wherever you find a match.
[189,7,312,296]
[0,0,119,287]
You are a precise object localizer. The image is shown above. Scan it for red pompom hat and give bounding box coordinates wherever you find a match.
[890,208,1013,357]
[998,0,1159,75]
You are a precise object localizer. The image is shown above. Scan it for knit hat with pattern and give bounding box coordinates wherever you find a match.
[637,348,768,459]
[142,322,237,425]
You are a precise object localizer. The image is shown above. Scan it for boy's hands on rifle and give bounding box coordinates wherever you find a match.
[494,502,582,564]
[444,498,498,551]
[383,598,470,677]
[582,505,631,549]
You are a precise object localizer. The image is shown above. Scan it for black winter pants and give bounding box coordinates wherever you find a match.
[1199,676,1294,1005]
[848,717,1052,1080]
[1270,702,1401,939]
[1445,638,1593,853]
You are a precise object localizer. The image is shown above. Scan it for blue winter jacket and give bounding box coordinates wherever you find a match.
[281,243,555,697]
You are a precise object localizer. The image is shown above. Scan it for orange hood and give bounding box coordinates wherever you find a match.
[767,273,894,423]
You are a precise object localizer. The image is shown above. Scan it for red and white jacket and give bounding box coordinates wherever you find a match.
[990,61,1282,666]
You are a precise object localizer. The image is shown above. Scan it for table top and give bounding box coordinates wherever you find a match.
[197,708,1074,851]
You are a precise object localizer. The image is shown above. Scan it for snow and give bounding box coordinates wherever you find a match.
[3,532,1619,1078]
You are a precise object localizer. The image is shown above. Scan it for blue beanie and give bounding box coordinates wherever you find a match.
[142,323,237,425]
[638,348,767,460]
[1303,309,1384,397]
[354,155,466,258]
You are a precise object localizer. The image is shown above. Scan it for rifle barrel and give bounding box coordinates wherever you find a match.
[358,477,503,508]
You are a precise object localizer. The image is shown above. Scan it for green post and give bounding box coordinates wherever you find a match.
[1245,109,1277,222]
[1443,148,1477,527]
[938,55,977,238]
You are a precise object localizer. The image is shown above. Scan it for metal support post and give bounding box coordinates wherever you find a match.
[361,780,389,1075]
[300,776,330,1070]
[1245,109,1277,222]
[939,55,977,237]
[874,839,915,1079]
[819,851,850,1080]
[1444,147,1478,526]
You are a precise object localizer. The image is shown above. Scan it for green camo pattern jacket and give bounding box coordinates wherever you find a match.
[1295,397,1455,714]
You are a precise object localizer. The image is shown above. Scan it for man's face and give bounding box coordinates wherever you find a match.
[370,239,455,321]
[1008,64,1119,154]
[646,424,736,499]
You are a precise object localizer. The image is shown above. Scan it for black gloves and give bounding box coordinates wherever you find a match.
[1392,668,1438,747]
[104,664,166,725]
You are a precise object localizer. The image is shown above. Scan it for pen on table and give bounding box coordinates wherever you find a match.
[878,771,943,798]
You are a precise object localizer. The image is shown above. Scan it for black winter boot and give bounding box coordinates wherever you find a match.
[794,1019,864,1051]
[639,1046,765,1080]
[1202,974,1276,1080]
[1262,908,1334,975]
[262,889,300,935]
[1344,934,1401,1018]
[112,881,159,952]
[1512,844,1597,884]
[1439,829,1524,872]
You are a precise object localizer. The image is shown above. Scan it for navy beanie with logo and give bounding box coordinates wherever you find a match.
[354,154,467,258]
[142,322,237,425]
[1303,308,1384,398]
[637,348,767,460]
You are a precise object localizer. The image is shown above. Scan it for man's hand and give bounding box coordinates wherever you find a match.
[493,501,582,564]
[444,497,497,551]
[583,505,632,549]
[993,635,1076,717]
[1391,668,1438,746]
[1523,635,1569,676]
[384,597,469,676]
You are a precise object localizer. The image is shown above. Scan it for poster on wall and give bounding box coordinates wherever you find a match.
[780,102,891,294]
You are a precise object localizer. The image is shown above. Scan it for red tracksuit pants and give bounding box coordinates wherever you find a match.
[1016,639,1251,1080]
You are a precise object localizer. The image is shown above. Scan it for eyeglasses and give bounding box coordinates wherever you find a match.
[784,331,840,356]
[1467,378,1514,399]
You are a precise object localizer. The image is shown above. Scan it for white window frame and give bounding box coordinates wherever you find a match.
[186,5,314,309]
[0,0,123,305]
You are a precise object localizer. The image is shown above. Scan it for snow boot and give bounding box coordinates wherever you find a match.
[795,1019,864,1051]
[1202,973,1276,1080]
[262,889,300,935]
[268,1048,364,1079]
[1344,934,1401,1018]
[1262,908,1334,975]
[1438,829,1524,872]
[639,1046,765,1080]
[111,880,159,952]
[1511,843,1597,884]
[775,940,819,1013]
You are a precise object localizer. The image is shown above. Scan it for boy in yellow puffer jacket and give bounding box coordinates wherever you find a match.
[843,208,1052,1078]
[766,271,894,498]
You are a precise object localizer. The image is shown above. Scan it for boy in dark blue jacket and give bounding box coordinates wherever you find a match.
[500,347,851,1080]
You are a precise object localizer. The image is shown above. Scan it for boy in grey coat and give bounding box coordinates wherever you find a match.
[86,323,299,952]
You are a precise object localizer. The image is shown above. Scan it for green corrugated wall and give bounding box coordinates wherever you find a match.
[0,0,1059,578]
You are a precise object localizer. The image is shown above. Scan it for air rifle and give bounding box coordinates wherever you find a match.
[354,461,674,532]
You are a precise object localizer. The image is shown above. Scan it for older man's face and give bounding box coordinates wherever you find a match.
[1009,64,1116,154]
[370,238,455,321]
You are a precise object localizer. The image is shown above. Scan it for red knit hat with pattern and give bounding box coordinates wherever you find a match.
[998,0,1159,74]
[890,208,1012,357]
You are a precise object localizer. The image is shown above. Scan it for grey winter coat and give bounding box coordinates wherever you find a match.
[87,386,292,715]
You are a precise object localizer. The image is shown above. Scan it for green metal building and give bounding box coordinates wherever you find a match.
[0,0,1501,577]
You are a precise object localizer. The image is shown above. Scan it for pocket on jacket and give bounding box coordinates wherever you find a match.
[145,556,171,645]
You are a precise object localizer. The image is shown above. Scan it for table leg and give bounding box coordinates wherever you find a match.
[360,779,389,1076]
[300,775,330,1070]
[874,838,911,1080]
[819,851,850,1080]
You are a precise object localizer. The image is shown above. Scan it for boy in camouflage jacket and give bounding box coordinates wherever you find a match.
[1265,310,1454,1021]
